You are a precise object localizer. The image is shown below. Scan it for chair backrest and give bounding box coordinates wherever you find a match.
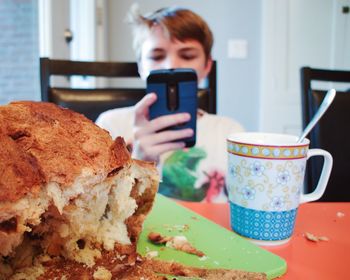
[300,66,350,201]
[40,58,217,121]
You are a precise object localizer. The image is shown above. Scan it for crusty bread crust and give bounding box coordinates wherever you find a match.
[0,101,127,190]
[0,129,44,202]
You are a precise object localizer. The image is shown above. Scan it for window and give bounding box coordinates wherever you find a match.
[0,0,40,104]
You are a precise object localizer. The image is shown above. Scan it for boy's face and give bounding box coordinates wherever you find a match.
[138,26,212,82]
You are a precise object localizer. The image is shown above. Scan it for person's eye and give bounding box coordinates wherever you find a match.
[181,53,198,60]
[148,55,164,61]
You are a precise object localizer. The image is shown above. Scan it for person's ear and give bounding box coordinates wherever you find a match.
[198,56,213,84]
[203,56,213,78]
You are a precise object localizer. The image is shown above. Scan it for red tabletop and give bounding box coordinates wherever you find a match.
[176,201,350,279]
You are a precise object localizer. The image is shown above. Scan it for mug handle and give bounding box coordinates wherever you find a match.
[300,149,333,204]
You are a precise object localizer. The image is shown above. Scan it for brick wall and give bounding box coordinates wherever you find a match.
[0,0,40,105]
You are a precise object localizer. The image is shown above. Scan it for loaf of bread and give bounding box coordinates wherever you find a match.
[0,101,266,280]
[0,101,159,279]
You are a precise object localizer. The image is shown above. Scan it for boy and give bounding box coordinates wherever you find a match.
[96,6,244,202]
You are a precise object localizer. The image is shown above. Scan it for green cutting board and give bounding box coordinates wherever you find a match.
[137,194,286,279]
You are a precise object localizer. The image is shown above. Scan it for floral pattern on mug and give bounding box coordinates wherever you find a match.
[241,186,256,200]
[276,170,291,185]
[227,156,306,211]
[250,161,265,176]
[270,196,285,210]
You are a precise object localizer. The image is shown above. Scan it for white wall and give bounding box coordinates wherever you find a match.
[106,0,262,131]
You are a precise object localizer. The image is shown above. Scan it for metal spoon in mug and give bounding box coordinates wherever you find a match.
[297,89,336,143]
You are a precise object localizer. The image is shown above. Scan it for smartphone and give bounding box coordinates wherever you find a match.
[147,68,198,147]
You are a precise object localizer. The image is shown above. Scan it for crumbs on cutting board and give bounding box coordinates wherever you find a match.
[162,224,190,232]
[145,250,159,259]
[148,232,205,257]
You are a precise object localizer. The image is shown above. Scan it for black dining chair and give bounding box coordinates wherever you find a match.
[40,57,217,121]
[300,66,350,201]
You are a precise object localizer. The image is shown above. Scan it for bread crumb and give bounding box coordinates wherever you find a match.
[93,266,112,280]
[148,232,205,257]
[145,250,159,259]
[304,232,329,242]
[163,224,190,232]
[336,212,345,218]
[318,236,329,241]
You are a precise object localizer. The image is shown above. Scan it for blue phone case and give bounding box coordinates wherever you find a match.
[147,69,197,147]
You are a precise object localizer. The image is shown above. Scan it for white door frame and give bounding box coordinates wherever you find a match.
[38,0,108,87]
[38,0,53,57]
[259,0,339,134]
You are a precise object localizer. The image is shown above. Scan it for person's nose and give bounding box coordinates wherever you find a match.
[164,56,182,69]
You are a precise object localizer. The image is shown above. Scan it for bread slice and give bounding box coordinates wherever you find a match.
[145,259,266,280]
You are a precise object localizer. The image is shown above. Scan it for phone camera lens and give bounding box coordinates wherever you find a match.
[167,84,178,111]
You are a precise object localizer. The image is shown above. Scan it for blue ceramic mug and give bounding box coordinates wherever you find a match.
[227,132,332,245]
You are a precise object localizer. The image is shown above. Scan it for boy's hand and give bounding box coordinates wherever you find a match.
[132,93,193,162]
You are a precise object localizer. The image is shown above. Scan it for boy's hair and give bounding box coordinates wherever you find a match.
[127,5,213,62]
